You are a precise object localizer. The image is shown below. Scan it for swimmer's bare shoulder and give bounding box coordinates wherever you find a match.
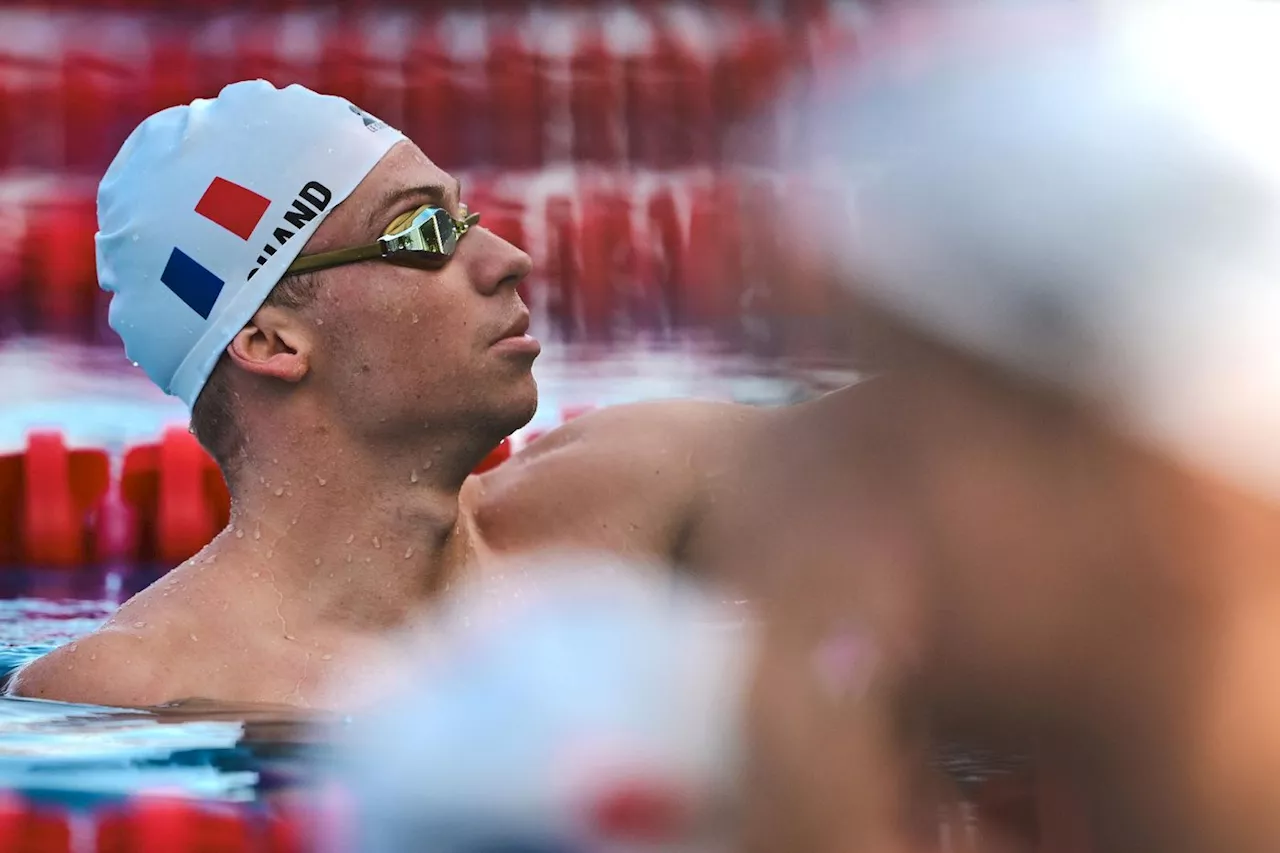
[472,398,779,566]
[7,625,173,708]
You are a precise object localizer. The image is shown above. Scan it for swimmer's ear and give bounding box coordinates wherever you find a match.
[226,305,311,385]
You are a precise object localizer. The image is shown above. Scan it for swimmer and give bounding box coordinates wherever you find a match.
[4,79,921,852]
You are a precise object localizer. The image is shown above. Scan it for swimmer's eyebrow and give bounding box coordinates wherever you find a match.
[365,177,463,236]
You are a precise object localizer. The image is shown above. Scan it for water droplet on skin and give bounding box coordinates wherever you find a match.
[259,476,266,485]
[69,643,78,652]
[274,487,285,497]
[190,634,198,642]
[404,547,414,559]
[317,476,327,486]
[90,653,97,661]
[345,534,355,544]
[266,550,274,559]
[433,446,442,454]
[411,313,419,324]
[206,555,217,564]
[423,422,431,430]
[423,460,434,470]
[286,491,293,497]
[372,536,381,549]
[133,621,146,629]
[254,526,262,541]
[314,558,322,566]
[252,571,261,578]
[321,654,334,661]
[316,318,324,326]
[410,469,419,484]
[291,517,299,526]
[272,458,279,464]
[235,528,244,539]
[345,553,352,563]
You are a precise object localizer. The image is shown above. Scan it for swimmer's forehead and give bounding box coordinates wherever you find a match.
[306,143,463,251]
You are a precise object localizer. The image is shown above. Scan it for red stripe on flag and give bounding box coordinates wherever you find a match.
[195,177,271,241]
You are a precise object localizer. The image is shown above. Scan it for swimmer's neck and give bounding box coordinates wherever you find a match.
[207,433,490,632]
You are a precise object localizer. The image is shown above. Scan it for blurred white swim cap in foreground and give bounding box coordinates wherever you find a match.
[328,555,755,853]
[797,0,1280,497]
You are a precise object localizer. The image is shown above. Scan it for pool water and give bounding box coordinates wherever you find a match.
[0,334,838,810]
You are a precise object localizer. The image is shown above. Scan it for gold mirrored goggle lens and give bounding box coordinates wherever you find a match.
[382,204,481,263]
[283,204,481,276]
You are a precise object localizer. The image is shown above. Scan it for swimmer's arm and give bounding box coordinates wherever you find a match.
[6,630,170,709]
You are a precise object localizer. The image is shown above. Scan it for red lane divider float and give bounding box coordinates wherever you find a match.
[0,413,599,569]
[625,23,716,169]
[96,797,307,853]
[570,26,626,166]
[0,795,72,853]
[0,431,110,568]
[20,195,99,337]
[0,792,353,853]
[486,27,546,171]
[403,22,466,172]
[120,428,230,566]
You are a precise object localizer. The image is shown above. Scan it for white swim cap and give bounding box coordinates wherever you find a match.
[96,80,406,408]
[798,0,1280,499]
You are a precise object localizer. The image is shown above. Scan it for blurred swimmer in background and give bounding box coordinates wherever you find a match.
[746,2,1280,852]
[335,2,1280,853]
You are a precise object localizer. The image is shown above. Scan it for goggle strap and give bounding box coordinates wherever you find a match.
[286,243,386,275]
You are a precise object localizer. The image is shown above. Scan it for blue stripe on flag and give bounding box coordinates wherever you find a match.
[160,247,224,320]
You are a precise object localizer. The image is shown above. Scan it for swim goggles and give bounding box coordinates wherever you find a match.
[284,204,481,276]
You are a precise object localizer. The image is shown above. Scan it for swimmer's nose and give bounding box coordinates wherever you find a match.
[468,227,532,296]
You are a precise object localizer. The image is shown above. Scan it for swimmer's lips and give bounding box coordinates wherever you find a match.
[491,313,540,356]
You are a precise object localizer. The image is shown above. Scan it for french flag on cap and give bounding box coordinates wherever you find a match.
[161,177,270,319]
